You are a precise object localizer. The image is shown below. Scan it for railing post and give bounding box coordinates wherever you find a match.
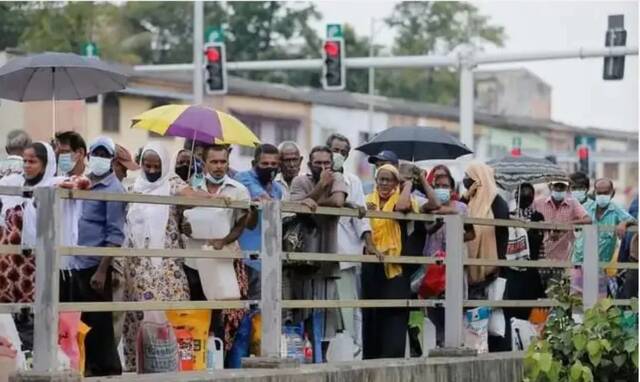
[582,224,599,309]
[260,200,282,357]
[444,214,465,348]
[33,188,61,372]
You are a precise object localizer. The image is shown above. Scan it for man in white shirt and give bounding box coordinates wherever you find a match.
[182,144,252,300]
[326,133,380,353]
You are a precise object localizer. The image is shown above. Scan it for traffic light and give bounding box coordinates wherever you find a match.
[322,38,345,91]
[603,15,626,80]
[578,145,589,174]
[204,42,227,94]
[511,137,522,157]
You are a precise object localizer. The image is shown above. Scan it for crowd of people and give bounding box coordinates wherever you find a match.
[0,128,637,375]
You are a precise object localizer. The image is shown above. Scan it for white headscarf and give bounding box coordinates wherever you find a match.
[0,142,59,248]
[126,143,172,265]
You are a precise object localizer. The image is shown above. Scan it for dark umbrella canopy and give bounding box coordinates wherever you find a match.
[0,52,128,101]
[488,155,568,190]
[355,126,473,161]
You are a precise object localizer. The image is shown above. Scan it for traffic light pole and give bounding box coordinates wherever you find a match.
[136,45,638,150]
[192,1,204,105]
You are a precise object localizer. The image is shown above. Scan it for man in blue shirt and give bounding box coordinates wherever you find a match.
[235,144,284,299]
[60,136,126,376]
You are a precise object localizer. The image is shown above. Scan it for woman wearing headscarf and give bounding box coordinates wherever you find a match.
[426,164,459,201]
[461,162,511,351]
[362,164,419,359]
[0,142,58,352]
[120,142,191,371]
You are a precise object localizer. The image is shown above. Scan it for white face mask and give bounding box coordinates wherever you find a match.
[88,156,112,176]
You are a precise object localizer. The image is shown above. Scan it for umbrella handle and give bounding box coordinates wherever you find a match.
[187,130,196,180]
[52,68,56,139]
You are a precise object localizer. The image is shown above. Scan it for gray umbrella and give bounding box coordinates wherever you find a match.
[487,155,568,190]
[0,52,128,135]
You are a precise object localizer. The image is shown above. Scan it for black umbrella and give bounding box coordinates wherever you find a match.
[355,126,473,161]
[0,52,129,136]
[487,155,568,190]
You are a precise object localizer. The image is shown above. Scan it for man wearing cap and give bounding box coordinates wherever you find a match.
[113,144,140,182]
[533,180,591,262]
[60,136,125,376]
[368,150,399,168]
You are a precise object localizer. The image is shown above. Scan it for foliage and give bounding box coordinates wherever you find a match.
[378,1,505,104]
[524,276,638,382]
[2,1,506,105]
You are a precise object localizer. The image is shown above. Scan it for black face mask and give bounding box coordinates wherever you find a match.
[145,171,161,183]
[256,167,277,185]
[175,165,190,181]
[463,177,474,190]
[519,193,534,209]
[311,167,322,182]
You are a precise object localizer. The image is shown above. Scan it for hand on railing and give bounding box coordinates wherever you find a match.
[300,198,318,212]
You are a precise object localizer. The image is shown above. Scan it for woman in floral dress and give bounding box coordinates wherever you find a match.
[120,142,191,371]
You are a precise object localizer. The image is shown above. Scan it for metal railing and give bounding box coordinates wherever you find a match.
[0,186,637,372]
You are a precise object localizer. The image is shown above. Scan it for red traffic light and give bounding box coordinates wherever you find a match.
[324,41,340,57]
[577,146,589,160]
[205,47,221,62]
[510,147,521,157]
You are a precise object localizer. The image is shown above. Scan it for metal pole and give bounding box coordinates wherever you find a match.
[367,18,375,137]
[582,225,600,309]
[134,46,638,73]
[459,47,475,151]
[260,201,282,357]
[444,215,465,348]
[33,188,61,372]
[193,1,204,105]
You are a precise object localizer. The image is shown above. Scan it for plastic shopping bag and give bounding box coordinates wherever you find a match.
[0,314,24,370]
[136,311,179,374]
[463,307,490,354]
[486,277,506,337]
[77,322,90,375]
[58,312,81,371]
[166,310,211,371]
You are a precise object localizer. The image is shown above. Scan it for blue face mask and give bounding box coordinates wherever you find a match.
[88,156,111,176]
[551,190,566,202]
[191,173,205,189]
[434,188,451,204]
[571,190,587,203]
[595,194,612,208]
[58,153,76,175]
[205,172,225,185]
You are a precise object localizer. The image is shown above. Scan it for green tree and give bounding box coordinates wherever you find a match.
[0,2,30,51]
[378,1,505,104]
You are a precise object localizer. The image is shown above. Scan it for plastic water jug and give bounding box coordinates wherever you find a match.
[206,336,224,370]
[326,332,356,363]
[184,208,231,239]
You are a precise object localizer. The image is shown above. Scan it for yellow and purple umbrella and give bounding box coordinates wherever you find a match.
[131,104,260,147]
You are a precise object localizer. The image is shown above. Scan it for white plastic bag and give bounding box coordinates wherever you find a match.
[0,314,25,370]
[486,277,506,337]
[463,307,490,354]
[511,318,538,351]
[184,208,231,239]
[197,245,240,300]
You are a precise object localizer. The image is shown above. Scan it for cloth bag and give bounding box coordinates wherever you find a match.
[506,227,530,271]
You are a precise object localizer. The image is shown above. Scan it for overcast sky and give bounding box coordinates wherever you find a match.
[313,1,638,132]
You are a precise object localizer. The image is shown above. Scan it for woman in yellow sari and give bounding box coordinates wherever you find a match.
[361,164,419,359]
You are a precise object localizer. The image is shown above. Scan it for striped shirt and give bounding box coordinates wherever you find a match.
[533,196,588,261]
